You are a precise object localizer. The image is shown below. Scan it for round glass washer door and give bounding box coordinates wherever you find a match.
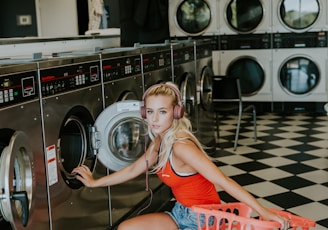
[180,73,196,117]
[279,0,321,33]
[176,0,211,36]
[200,66,213,111]
[93,100,148,171]
[0,131,32,228]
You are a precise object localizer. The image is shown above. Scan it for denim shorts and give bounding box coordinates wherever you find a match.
[165,202,200,230]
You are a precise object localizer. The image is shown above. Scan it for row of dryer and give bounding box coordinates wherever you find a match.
[170,0,328,112]
[169,0,328,37]
[212,31,328,113]
[0,38,217,230]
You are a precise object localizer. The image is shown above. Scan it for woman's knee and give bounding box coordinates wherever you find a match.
[117,220,132,230]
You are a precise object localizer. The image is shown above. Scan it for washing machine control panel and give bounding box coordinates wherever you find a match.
[0,70,38,108]
[273,32,327,48]
[143,50,171,73]
[173,47,195,65]
[219,33,271,50]
[40,61,100,96]
[102,55,141,82]
[196,43,216,59]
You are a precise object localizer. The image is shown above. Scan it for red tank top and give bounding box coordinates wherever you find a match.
[157,154,221,207]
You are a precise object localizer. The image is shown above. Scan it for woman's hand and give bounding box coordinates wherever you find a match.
[261,209,290,230]
[72,165,96,187]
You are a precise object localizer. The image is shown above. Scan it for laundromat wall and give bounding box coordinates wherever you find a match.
[2,0,328,113]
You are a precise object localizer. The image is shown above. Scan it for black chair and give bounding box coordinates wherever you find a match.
[212,75,257,151]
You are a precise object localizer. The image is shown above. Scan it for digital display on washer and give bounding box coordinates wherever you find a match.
[40,61,100,96]
[173,47,195,65]
[196,43,216,59]
[142,50,171,73]
[102,55,141,82]
[0,71,38,108]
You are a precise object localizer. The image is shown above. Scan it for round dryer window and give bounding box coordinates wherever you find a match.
[279,56,320,95]
[176,0,211,35]
[225,0,264,33]
[227,57,265,96]
[93,100,148,171]
[279,0,320,32]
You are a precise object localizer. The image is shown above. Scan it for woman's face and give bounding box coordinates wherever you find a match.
[145,94,175,136]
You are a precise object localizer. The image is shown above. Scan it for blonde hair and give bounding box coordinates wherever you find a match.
[143,82,212,173]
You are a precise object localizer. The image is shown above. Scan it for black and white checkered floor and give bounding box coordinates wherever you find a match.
[213,113,328,229]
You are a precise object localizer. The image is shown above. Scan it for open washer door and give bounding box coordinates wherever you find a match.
[0,131,32,229]
[93,100,148,171]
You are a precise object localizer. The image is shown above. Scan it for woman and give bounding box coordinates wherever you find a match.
[72,82,289,230]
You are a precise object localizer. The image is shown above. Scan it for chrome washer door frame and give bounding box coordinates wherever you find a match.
[200,66,213,111]
[0,131,33,228]
[93,100,147,171]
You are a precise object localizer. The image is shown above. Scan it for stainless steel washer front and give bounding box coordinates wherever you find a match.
[38,55,110,230]
[0,63,50,230]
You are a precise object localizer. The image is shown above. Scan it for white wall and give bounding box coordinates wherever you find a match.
[35,0,79,37]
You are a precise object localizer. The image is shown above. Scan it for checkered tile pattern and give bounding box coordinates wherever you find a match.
[214,113,328,229]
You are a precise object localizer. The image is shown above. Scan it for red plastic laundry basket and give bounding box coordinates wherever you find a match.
[192,202,316,230]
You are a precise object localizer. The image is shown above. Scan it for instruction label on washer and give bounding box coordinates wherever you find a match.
[46,145,58,186]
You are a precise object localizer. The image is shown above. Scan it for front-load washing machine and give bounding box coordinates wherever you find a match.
[100,48,171,227]
[194,39,217,155]
[0,63,50,230]
[213,33,273,103]
[38,54,111,230]
[272,32,327,111]
[169,0,219,37]
[141,42,173,91]
[218,0,272,35]
[272,0,326,33]
[171,40,198,133]
[100,47,143,107]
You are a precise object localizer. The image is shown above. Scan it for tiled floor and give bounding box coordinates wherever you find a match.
[214,113,328,229]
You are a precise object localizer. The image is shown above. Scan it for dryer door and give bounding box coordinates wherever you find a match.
[227,57,265,96]
[278,0,320,33]
[200,66,213,111]
[0,131,32,229]
[175,0,211,36]
[93,100,148,171]
[279,56,320,95]
[225,0,264,34]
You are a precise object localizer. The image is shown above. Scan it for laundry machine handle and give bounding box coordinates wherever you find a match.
[11,191,29,226]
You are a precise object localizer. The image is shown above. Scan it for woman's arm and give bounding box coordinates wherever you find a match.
[72,138,160,188]
[172,140,289,229]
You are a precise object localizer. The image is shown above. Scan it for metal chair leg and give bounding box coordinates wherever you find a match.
[216,112,220,140]
[234,107,242,151]
[252,106,257,141]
